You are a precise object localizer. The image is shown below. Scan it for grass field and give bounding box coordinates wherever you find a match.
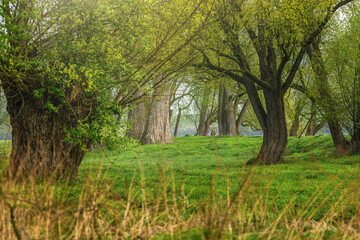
[1,135,360,239]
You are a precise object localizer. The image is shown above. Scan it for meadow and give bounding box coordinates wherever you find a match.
[1,135,360,239]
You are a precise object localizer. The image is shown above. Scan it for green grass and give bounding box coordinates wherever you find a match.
[82,135,359,219]
[1,135,360,239]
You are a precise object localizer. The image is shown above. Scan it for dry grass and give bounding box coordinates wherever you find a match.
[1,160,360,240]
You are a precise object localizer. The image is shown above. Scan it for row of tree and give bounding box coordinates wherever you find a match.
[0,0,358,179]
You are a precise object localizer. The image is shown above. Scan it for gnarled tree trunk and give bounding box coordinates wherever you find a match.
[256,90,287,164]
[3,86,89,179]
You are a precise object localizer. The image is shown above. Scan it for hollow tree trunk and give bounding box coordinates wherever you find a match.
[141,83,174,145]
[4,90,88,179]
[308,41,350,155]
[256,90,287,164]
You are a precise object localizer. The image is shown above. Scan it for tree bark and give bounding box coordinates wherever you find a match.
[141,83,174,145]
[351,125,360,154]
[351,64,360,154]
[289,100,304,137]
[306,103,317,136]
[4,87,88,179]
[236,99,250,136]
[217,85,237,136]
[211,124,216,136]
[314,120,327,135]
[197,109,208,136]
[197,86,211,136]
[174,108,182,137]
[126,96,148,140]
[218,85,225,136]
[253,90,287,165]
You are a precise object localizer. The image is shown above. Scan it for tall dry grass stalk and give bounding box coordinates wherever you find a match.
[0,157,360,239]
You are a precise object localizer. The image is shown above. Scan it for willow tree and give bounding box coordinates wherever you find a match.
[310,5,360,154]
[194,0,353,164]
[0,0,149,178]
[329,7,360,153]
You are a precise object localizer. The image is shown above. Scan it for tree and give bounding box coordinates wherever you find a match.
[141,78,174,145]
[171,78,195,137]
[0,0,137,178]
[194,0,353,164]
[0,0,207,178]
[125,0,212,143]
[318,5,360,153]
[306,39,350,153]
[195,82,217,136]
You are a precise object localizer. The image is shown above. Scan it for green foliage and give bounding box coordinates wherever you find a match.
[0,0,151,148]
[324,5,360,133]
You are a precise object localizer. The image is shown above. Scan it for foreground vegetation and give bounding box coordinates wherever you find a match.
[1,135,360,239]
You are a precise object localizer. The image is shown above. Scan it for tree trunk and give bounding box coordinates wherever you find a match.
[126,96,148,140]
[289,118,300,137]
[197,86,211,136]
[4,90,88,179]
[306,103,317,136]
[351,64,360,154]
[289,101,303,137]
[351,125,360,154]
[211,124,216,136]
[174,108,182,137]
[308,41,350,155]
[236,99,250,136]
[217,85,237,136]
[314,120,326,135]
[218,85,225,136]
[227,90,237,136]
[255,90,287,164]
[244,74,287,165]
[197,110,208,136]
[141,83,174,145]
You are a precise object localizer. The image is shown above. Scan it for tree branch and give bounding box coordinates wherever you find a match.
[282,0,354,92]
